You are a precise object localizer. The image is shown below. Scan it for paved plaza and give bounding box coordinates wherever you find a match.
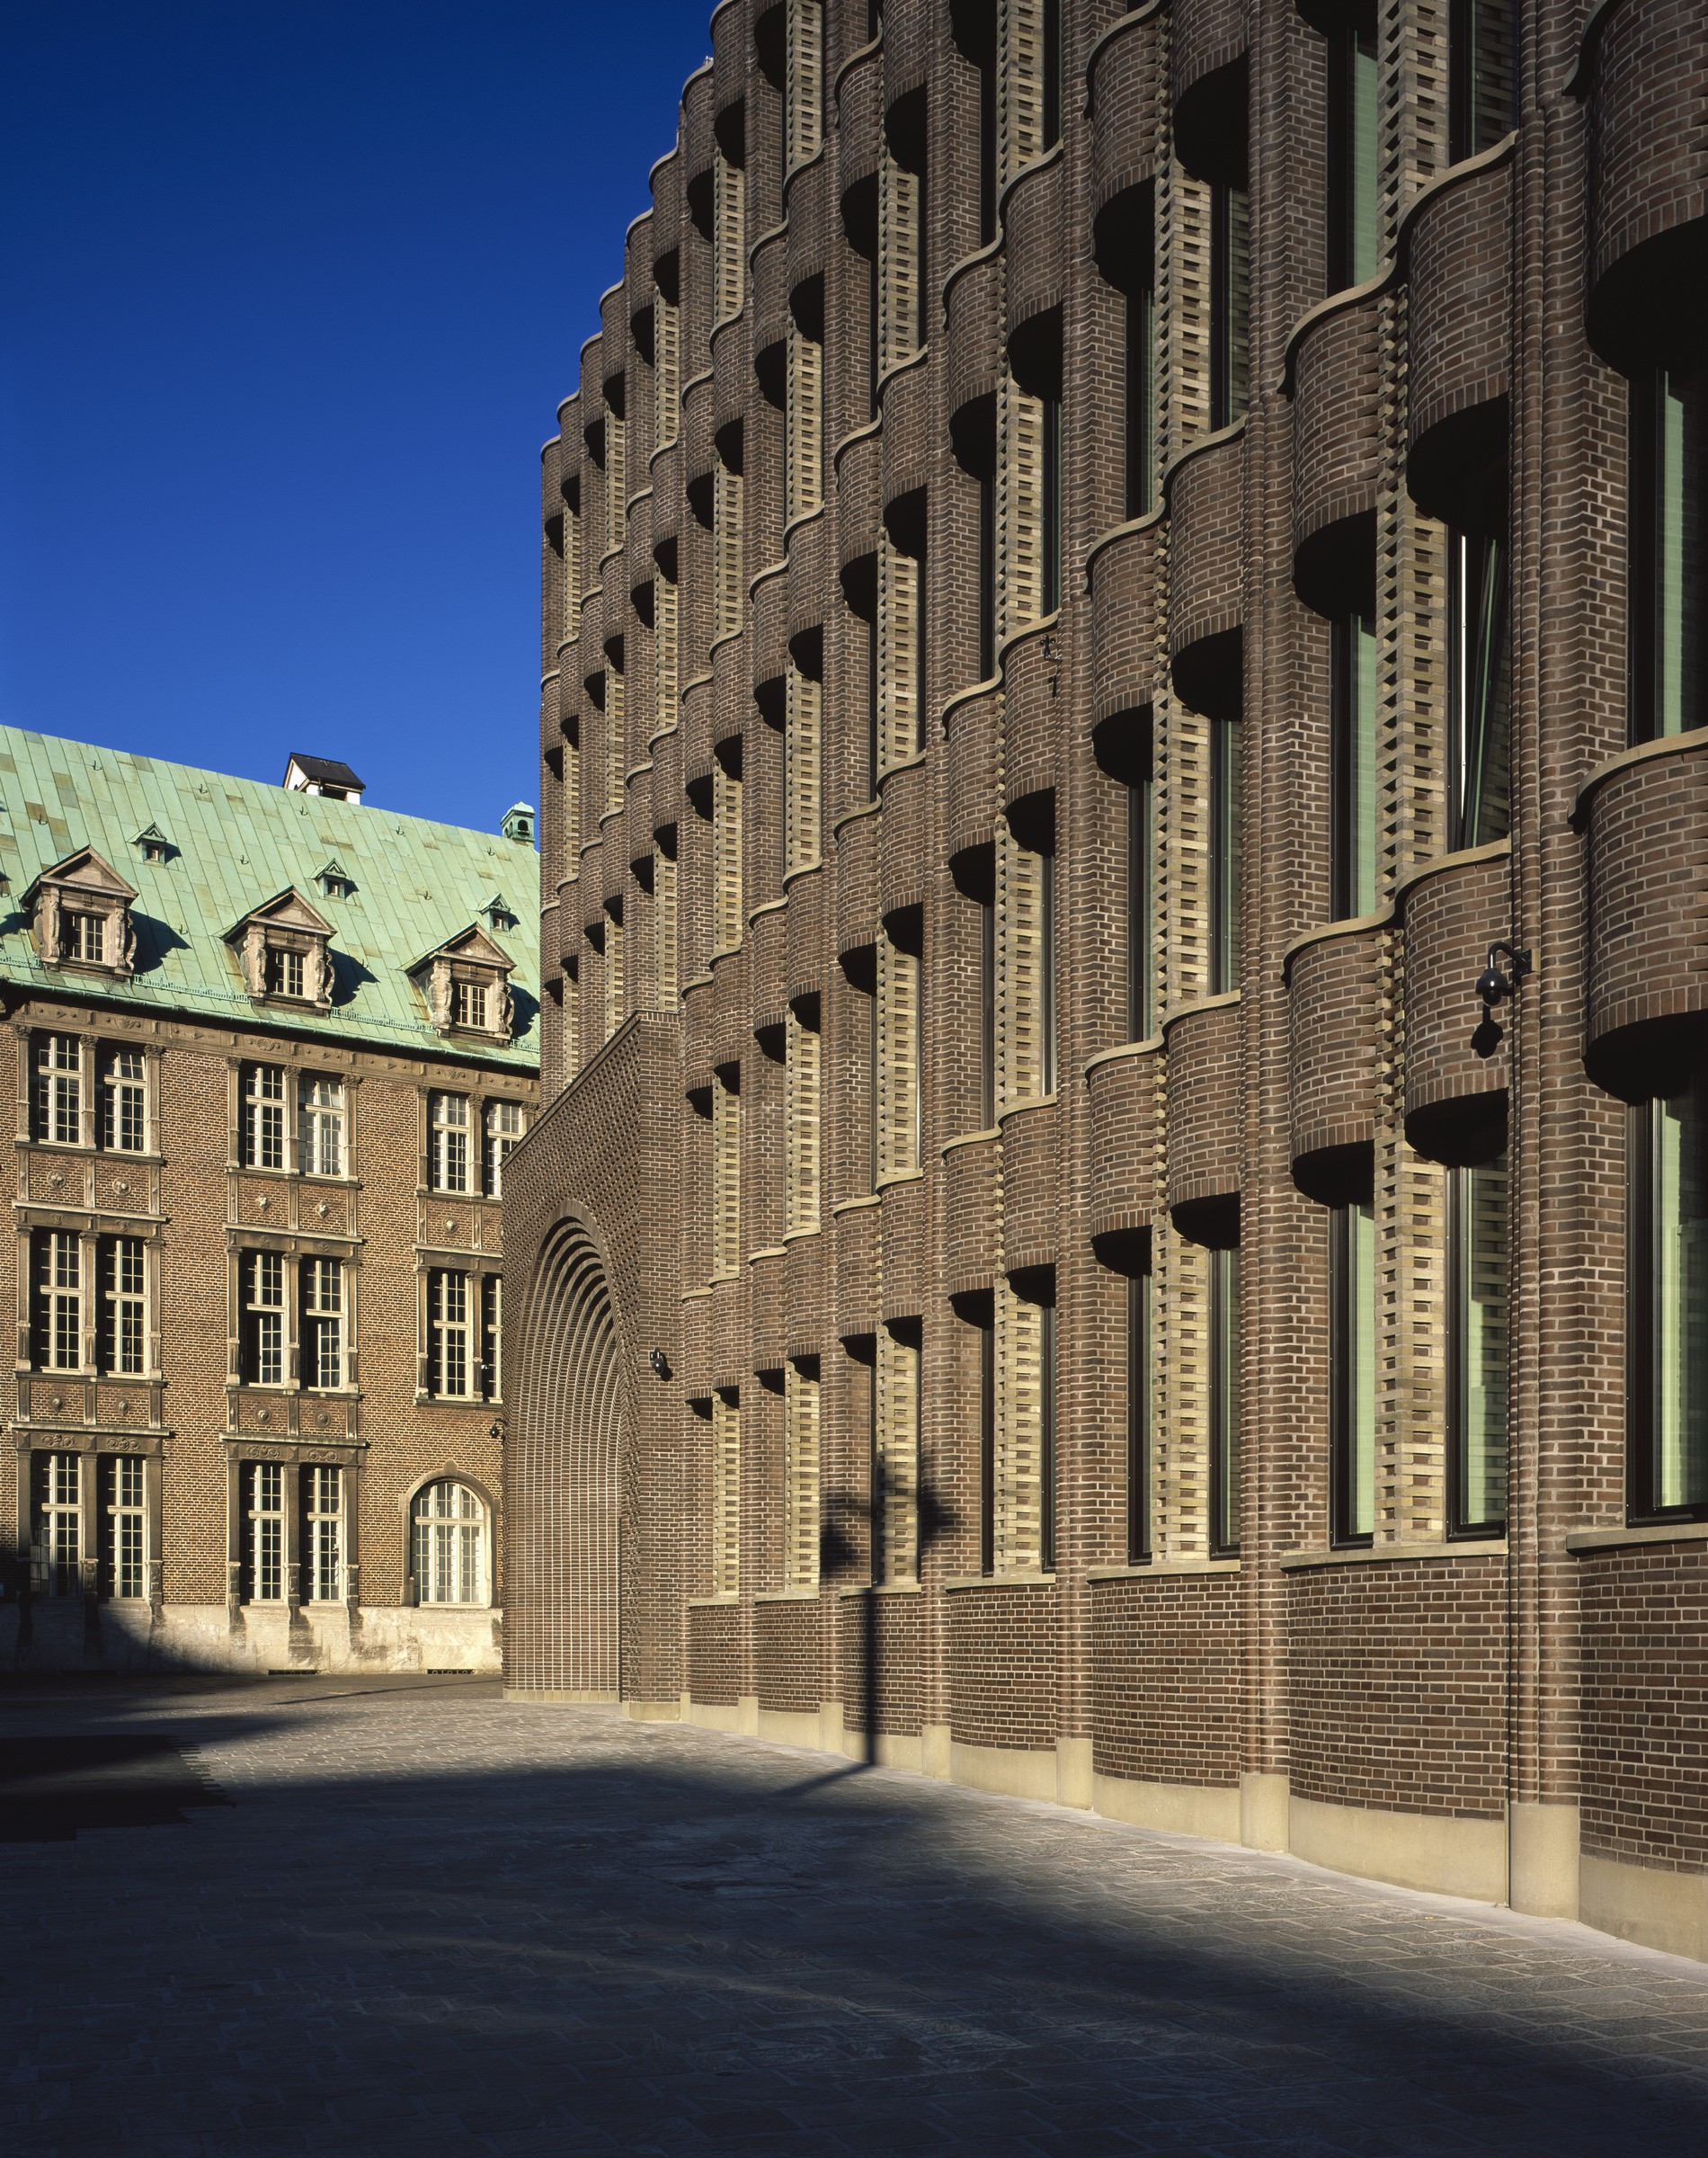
[4,1678,1708,2156]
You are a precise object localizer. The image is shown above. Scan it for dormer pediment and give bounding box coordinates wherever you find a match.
[408,923,516,1041]
[223,887,336,1010]
[24,847,139,977]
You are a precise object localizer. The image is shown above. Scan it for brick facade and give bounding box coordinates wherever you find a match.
[506,0,1708,1960]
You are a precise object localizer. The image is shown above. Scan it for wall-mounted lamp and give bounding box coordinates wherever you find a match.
[649,1348,671,1379]
[1474,941,1532,1008]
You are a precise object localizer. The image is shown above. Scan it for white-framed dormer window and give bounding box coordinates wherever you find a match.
[101,1048,147,1153]
[429,1092,470,1192]
[453,979,488,1030]
[265,945,307,1000]
[67,913,105,965]
[26,847,138,979]
[410,925,516,1043]
[242,1064,288,1171]
[484,1100,524,1195]
[298,1075,345,1177]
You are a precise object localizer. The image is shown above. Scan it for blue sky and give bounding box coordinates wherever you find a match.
[0,1,711,832]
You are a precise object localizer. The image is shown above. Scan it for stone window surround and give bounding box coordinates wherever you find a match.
[16,1023,164,1159]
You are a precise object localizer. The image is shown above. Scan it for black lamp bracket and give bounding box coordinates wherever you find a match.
[1475,941,1533,1007]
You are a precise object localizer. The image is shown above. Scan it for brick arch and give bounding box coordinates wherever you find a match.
[508,1216,624,1698]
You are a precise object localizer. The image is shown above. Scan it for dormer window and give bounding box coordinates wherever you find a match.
[133,824,173,866]
[224,889,336,1013]
[266,946,307,1000]
[24,848,138,979]
[316,859,356,901]
[408,923,517,1043]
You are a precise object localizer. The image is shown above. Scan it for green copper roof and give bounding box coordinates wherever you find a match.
[0,727,539,1071]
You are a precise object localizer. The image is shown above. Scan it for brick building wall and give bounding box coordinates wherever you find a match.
[505,0,1708,1961]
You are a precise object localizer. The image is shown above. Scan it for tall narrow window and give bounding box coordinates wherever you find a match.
[105,1456,146,1600]
[414,1479,488,1605]
[977,1297,996,1572]
[101,1047,147,1152]
[997,810,1056,1105]
[994,1271,1054,1573]
[35,1452,81,1595]
[34,1230,82,1371]
[654,830,679,1007]
[1041,0,1063,149]
[301,1258,344,1390]
[242,1063,286,1171]
[1126,1265,1152,1562]
[1041,382,1063,617]
[712,1390,741,1596]
[875,1321,921,1583]
[1210,718,1242,994]
[1209,1246,1241,1556]
[1448,1157,1509,1535]
[1330,1201,1377,1546]
[485,1100,524,1196]
[604,657,627,815]
[785,0,824,175]
[428,1269,472,1399]
[1126,274,1155,519]
[1127,736,1155,1038]
[99,1235,145,1377]
[714,147,744,326]
[713,1068,742,1280]
[877,146,921,379]
[785,306,823,525]
[36,1032,82,1146]
[242,1251,286,1386]
[714,740,743,954]
[981,880,997,1126]
[975,10,997,245]
[298,1075,344,1177]
[304,1464,342,1602]
[876,923,922,1180]
[1629,368,1705,745]
[604,407,627,557]
[654,558,680,727]
[1209,178,1250,430]
[1448,0,1514,164]
[784,1357,821,1591]
[429,1092,470,1193]
[1326,8,1379,292]
[482,1273,502,1400]
[1447,524,1511,849]
[876,532,921,775]
[1330,613,1377,917]
[785,999,821,1235]
[603,907,625,1040]
[1039,1295,1056,1571]
[784,654,823,876]
[1629,1075,1708,1521]
[715,454,744,643]
[247,1461,284,1602]
[653,266,681,453]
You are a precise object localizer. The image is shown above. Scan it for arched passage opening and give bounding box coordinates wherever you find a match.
[507,1217,623,1697]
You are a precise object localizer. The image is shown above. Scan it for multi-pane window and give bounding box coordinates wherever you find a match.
[1629,1075,1708,1521]
[241,1250,286,1386]
[427,1271,501,1400]
[243,1064,287,1170]
[429,1092,470,1192]
[1447,524,1512,849]
[33,1230,82,1371]
[1327,6,1379,292]
[1210,1246,1242,1556]
[102,1047,147,1152]
[454,978,488,1030]
[301,1258,344,1389]
[105,1456,146,1600]
[1330,1200,1377,1546]
[35,1032,81,1146]
[246,1460,284,1601]
[1629,367,1704,744]
[1210,718,1242,994]
[485,1100,524,1196]
[67,912,105,964]
[100,1235,146,1377]
[1331,613,1377,917]
[784,1358,820,1592]
[1449,1158,1509,1535]
[265,945,306,1000]
[414,1478,488,1605]
[34,1451,81,1595]
[298,1075,344,1177]
[305,1465,342,1601]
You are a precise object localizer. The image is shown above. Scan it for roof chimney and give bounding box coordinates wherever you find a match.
[283,753,366,803]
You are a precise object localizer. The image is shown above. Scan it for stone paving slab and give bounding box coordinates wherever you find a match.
[3,1676,1707,2155]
